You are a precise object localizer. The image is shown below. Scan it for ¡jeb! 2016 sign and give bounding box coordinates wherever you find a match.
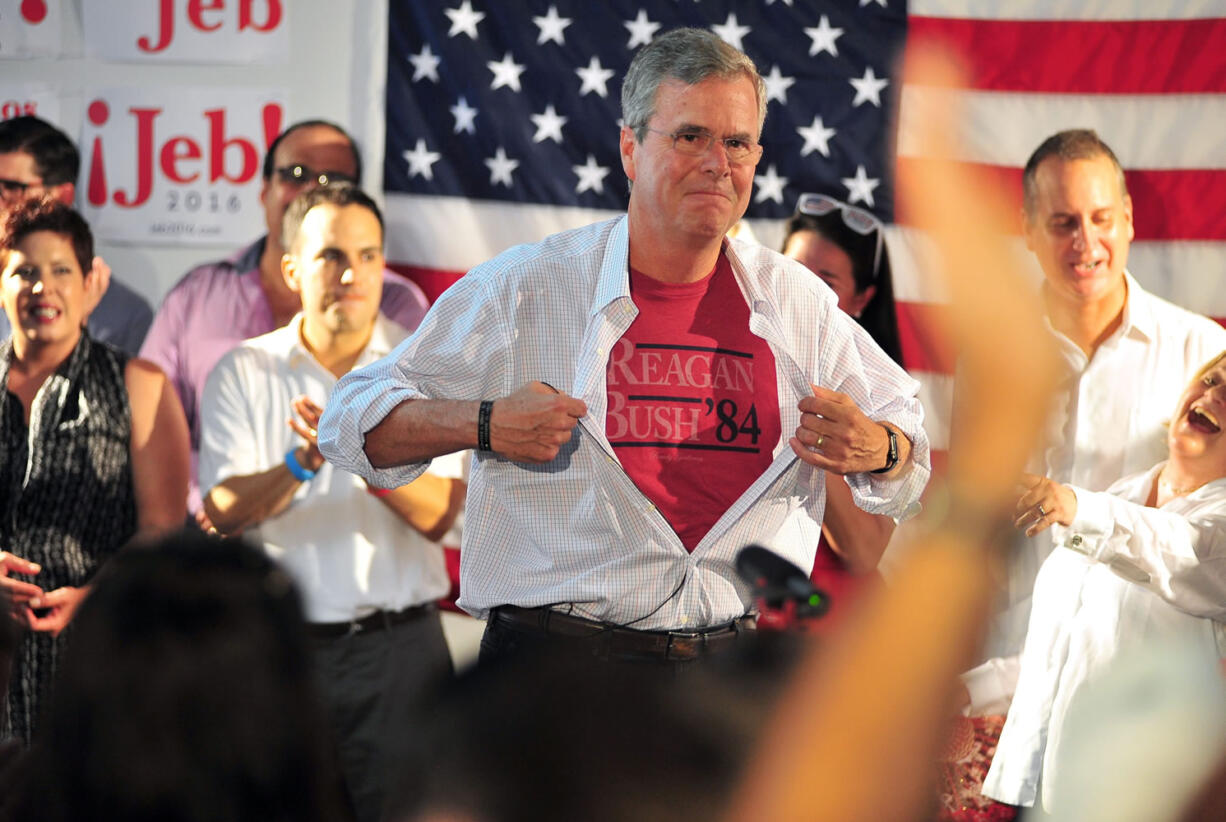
[79,86,287,247]
[82,0,287,64]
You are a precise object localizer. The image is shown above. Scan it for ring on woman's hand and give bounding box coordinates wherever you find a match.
[1037,504,1047,517]
[815,435,825,449]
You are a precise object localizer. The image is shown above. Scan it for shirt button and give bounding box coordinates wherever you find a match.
[679,615,689,625]
[1070,534,1084,550]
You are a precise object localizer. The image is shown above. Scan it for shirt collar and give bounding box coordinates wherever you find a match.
[233,235,267,274]
[284,312,402,370]
[589,216,767,316]
[1117,270,1156,343]
[1042,270,1152,349]
[590,215,632,317]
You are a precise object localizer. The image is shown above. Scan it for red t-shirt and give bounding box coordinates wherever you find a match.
[605,254,781,551]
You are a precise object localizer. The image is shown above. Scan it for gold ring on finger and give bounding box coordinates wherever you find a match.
[815,435,825,449]
[1037,504,1047,517]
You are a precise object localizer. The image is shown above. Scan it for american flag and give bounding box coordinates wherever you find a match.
[381,0,1226,467]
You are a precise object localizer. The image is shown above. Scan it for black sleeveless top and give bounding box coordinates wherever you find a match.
[1,333,137,745]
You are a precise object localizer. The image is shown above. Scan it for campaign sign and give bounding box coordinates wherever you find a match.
[0,0,62,59]
[82,0,288,64]
[0,83,60,125]
[79,86,287,246]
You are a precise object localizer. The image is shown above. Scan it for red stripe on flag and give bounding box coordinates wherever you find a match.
[908,16,1226,94]
[896,158,1226,241]
[388,263,466,304]
[896,301,956,375]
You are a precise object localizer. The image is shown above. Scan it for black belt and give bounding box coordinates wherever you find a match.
[490,605,754,661]
[306,603,435,640]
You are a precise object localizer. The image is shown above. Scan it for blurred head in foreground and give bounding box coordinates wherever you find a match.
[393,639,800,822]
[11,531,345,822]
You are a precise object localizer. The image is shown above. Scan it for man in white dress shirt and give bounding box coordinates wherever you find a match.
[198,184,464,822]
[318,28,928,667]
[963,129,1226,712]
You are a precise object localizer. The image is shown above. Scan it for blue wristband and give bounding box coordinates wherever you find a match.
[285,448,317,482]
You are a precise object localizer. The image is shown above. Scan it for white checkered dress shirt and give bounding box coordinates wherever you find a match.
[319,216,928,630]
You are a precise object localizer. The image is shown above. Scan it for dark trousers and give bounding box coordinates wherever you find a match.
[311,608,453,822]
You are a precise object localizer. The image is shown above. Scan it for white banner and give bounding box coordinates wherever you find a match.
[79,86,288,247]
[0,0,62,59]
[82,0,288,64]
[0,83,61,125]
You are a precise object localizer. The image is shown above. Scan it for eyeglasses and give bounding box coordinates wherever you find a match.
[273,164,357,187]
[795,192,884,280]
[644,127,763,166]
[0,178,38,201]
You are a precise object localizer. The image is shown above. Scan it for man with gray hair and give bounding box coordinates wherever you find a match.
[319,28,928,667]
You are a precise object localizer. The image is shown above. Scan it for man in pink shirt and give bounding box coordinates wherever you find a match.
[141,120,429,518]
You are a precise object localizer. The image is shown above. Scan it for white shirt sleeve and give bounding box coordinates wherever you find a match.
[1054,484,1226,620]
[318,271,510,488]
[962,655,1022,716]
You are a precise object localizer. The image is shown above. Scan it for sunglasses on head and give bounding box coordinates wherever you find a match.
[795,192,884,281]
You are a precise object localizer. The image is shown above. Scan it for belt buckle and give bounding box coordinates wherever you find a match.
[665,630,704,661]
[345,618,365,637]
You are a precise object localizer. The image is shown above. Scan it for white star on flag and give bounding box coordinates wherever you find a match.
[711,12,750,52]
[805,15,842,57]
[623,9,660,49]
[850,66,889,107]
[443,0,484,39]
[403,139,441,181]
[576,56,615,97]
[533,5,572,46]
[408,44,441,83]
[487,52,526,92]
[861,0,888,7]
[762,65,795,105]
[797,115,837,158]
[754,164,788,205]
[450,97,477,134]
[573,155,611,194]
[485,147,520,187]
[530,104,568,143]
[842,165,880,207]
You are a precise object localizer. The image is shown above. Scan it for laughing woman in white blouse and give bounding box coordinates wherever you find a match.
[983,350,1226,812]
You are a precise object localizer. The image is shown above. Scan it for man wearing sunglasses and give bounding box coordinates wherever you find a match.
[140,119,431,525]
[319,29,927,668]
[0,115,153,354]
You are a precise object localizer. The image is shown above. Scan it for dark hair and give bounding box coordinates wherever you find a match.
[393,641,798,822]
[0,115,79,187]
[1022,128,1127,217]
[1,198,93,275]
[10,531,344,822]
[622,27,766,141]
[783,209,904,367]
[261,119,362,184]
[281,182,384,251]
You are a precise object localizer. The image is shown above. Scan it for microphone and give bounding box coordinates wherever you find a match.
[736,544,830,630]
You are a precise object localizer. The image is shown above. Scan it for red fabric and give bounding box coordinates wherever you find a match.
[806,535,883,634]
[909,16,1226,94]
[936,715,1019,822]
[606,255,780,551]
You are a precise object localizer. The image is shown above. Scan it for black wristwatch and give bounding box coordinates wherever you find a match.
[869,426,899,474]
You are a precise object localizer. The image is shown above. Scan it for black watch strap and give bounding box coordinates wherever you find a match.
[869,426,899,474]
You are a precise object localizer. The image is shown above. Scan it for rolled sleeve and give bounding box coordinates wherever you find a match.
[318,270,509,488]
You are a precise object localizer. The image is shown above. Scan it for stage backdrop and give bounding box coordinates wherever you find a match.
[370,0,1226,465]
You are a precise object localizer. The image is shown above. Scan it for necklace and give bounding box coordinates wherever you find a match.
[1158,472,1207,497]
